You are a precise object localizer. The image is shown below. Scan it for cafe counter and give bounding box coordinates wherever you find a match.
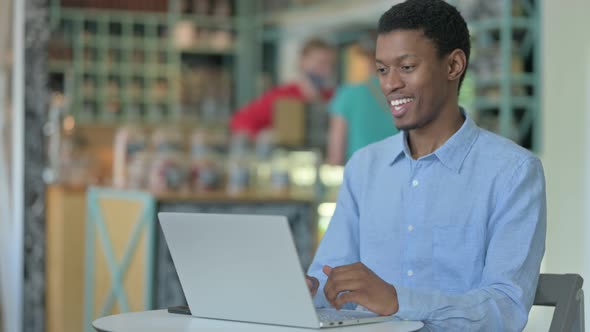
[46,185,318,332]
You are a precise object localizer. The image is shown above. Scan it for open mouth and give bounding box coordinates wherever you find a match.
[389,97,415,117]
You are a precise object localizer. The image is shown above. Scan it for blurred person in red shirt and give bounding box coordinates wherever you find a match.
[230,38,336,137]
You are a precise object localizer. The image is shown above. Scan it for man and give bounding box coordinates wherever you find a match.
[306,0,546,331]
[230,38,335,137]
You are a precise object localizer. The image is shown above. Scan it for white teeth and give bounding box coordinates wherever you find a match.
[390,98,413,107]
[394,106,402,111]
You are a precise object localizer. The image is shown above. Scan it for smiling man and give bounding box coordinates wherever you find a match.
[305,0,546,331]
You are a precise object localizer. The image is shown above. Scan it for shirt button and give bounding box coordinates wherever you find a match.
[408,225,414,232]
[407,270,414,277]
[412,180,419,187]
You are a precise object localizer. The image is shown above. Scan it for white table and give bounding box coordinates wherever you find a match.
[93,310,424,332]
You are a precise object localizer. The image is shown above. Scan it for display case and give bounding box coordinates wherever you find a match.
[461,0,540,150]
[48,0,248,125]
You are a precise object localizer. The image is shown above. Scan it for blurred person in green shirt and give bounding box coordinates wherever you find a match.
[326,33,399,165]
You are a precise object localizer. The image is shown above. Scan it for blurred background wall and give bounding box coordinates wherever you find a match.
[525,0,590,329]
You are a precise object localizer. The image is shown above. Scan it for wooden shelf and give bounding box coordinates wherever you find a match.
[178,46,235,56]
[260,0,392,27]
[155,189,315,203]
[47,185,316,204]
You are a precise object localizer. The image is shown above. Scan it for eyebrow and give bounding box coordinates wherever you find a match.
[376,54,419,64]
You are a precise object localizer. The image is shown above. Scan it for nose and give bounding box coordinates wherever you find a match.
[381,70,405,95]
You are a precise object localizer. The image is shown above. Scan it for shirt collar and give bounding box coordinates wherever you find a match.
[388,135,406,165]
[388,109,479,173]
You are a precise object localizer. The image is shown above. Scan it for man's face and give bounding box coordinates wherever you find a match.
[375,30,453,131]
[300,48,336,82]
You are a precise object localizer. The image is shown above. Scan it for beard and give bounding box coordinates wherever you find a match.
[393,118,421,131]
[393,105,443,132]
[395,123,419,131]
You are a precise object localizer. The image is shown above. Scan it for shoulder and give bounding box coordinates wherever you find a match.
[339,133,400,195]
[346,132,402,171]
[475,128,539,164]
[469,128,544,186]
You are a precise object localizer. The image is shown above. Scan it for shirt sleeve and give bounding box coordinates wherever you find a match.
[307,153,363,310]
[328,86,353,120]
[395,158,546,331]
[230,91,275,137]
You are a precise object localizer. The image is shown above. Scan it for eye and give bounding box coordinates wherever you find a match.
[400,65,415,73]
[376,66,388,75]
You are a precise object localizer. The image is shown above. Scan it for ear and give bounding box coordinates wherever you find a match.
[447,49,467,82]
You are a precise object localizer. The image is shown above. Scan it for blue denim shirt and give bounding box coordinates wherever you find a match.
[308,113,546,331]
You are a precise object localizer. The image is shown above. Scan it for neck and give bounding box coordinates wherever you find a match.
[407,105,465,159]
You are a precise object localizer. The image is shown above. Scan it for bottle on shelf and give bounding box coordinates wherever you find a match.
[253,129,275,194]
[148,127,188,193]
[189,128,223,192]
[226,132,251,195]
[270,149,290,194]
[112,125,148,189]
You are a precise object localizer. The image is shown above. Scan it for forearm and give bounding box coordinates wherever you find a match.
[395,283,530,331]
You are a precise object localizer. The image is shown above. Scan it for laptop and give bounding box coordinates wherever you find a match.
[158,212,423,330]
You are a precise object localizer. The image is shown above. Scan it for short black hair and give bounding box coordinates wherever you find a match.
[378,0,471,92]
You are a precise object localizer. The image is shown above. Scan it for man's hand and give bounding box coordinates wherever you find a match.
[306,275,320,297]
[323,262,399,316]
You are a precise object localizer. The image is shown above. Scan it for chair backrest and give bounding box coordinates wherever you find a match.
[533,273,584,332]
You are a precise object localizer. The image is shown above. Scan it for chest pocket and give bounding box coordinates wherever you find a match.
[432,223,485,293]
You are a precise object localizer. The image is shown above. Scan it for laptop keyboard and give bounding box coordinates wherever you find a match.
[317,308,378,323]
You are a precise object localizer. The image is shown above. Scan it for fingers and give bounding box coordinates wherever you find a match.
[324,262,367,276]
[327,268,368,283]
[324,278,364,307]
[318,262,398,316]
[306,276,319,297]
[322,262,373,308]
[333,291,365,310]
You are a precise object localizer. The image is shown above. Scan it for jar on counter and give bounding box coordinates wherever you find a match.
[270,149,290,194]
[113,125,147,189]
[190,158,222,192]
[226,132,252,195]
[126,151,151,190]
[252,129,275,194]
[189,129,223,192]
[226,158,250,196]
[148,127,187,193]
[148,151,187,193]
